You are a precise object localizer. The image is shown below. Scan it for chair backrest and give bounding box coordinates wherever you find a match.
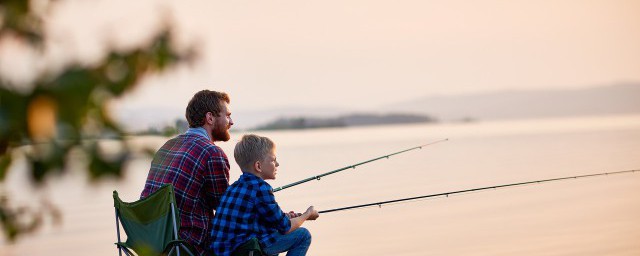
[113,184,180,256]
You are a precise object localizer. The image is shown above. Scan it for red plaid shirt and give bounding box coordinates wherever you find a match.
[141,132,230,255]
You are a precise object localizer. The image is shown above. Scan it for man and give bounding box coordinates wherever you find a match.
[141,90,234,255]
[210,134,319,256]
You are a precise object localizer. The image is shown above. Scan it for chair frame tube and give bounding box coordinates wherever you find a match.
[170,201,181,256]
[115,209,123,256]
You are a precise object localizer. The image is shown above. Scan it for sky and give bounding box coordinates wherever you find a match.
[3,0,640,129]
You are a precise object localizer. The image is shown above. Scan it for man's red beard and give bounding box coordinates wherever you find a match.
[212,125,231,142]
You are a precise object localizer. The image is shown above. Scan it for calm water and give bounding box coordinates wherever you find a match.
[2,114,640,255]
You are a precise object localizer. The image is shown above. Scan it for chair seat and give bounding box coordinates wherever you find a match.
[231,237,264,256]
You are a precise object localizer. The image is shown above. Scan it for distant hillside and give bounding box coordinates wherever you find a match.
[388,83,640,121]
[115,83,640,132]
[254,113,435,130]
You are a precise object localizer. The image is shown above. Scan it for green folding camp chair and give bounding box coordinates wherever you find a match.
[113,184,195,256]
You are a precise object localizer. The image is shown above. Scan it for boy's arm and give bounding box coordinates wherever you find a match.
[287,206,319,234]
[255,187,293,234]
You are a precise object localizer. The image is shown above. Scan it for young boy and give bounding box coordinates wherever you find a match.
[210,134,319,256]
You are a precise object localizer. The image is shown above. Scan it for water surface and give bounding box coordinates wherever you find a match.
[2,114,639,255]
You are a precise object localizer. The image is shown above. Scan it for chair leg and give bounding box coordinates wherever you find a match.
[179,244,195,256]
[115,245,134,256]
[170,202,181,256]
[115,244,122,256]
[122,247,134,256]
[114,209,123,256]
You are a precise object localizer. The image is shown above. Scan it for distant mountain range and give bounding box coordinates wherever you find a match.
[116,83,640,131]
[387,82,640,122]
[248,82,640,129]
[254,113,435,130]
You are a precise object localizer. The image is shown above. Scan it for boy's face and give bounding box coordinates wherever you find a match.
[258,149,279,180]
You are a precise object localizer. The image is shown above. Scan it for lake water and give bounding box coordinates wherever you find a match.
[2,114,640,255]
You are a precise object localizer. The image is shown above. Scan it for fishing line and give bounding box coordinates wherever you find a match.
[272,138,449,192]
[319,169,639,214]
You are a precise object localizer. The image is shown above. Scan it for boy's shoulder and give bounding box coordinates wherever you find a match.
[230,173,273,195]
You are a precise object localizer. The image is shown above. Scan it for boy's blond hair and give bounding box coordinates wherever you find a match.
[234,134,275,171]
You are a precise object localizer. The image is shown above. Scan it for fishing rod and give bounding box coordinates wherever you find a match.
[319,169,639,214]
[272,138,449,193]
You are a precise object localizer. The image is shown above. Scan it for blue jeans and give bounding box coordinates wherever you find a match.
[262,228,312,256]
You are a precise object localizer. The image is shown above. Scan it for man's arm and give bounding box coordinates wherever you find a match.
[204,149,230,208]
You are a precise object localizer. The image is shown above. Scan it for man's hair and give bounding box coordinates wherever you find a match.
[185,90,230,128]
[234,134,275,171]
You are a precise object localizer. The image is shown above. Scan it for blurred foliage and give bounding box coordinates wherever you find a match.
[0,0,43,44]
[135,119,189,137]
[0,0,193,241]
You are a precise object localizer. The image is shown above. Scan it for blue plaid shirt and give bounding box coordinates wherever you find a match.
[209,172,291,256]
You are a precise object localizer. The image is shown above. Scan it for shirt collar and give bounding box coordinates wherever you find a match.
[241,172,261,180]
[241,172,271,188]
[185,127,211,141]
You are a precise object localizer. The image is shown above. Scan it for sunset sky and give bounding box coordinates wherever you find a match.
[3,0,640,128]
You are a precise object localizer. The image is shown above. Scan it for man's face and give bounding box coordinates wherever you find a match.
[211,101,233,142]
[259,150,279,180]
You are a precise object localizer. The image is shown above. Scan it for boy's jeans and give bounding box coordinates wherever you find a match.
[262,228,312,256]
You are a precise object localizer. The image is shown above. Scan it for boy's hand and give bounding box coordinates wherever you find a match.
[304,206,320,220]
[287,211,302,218]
